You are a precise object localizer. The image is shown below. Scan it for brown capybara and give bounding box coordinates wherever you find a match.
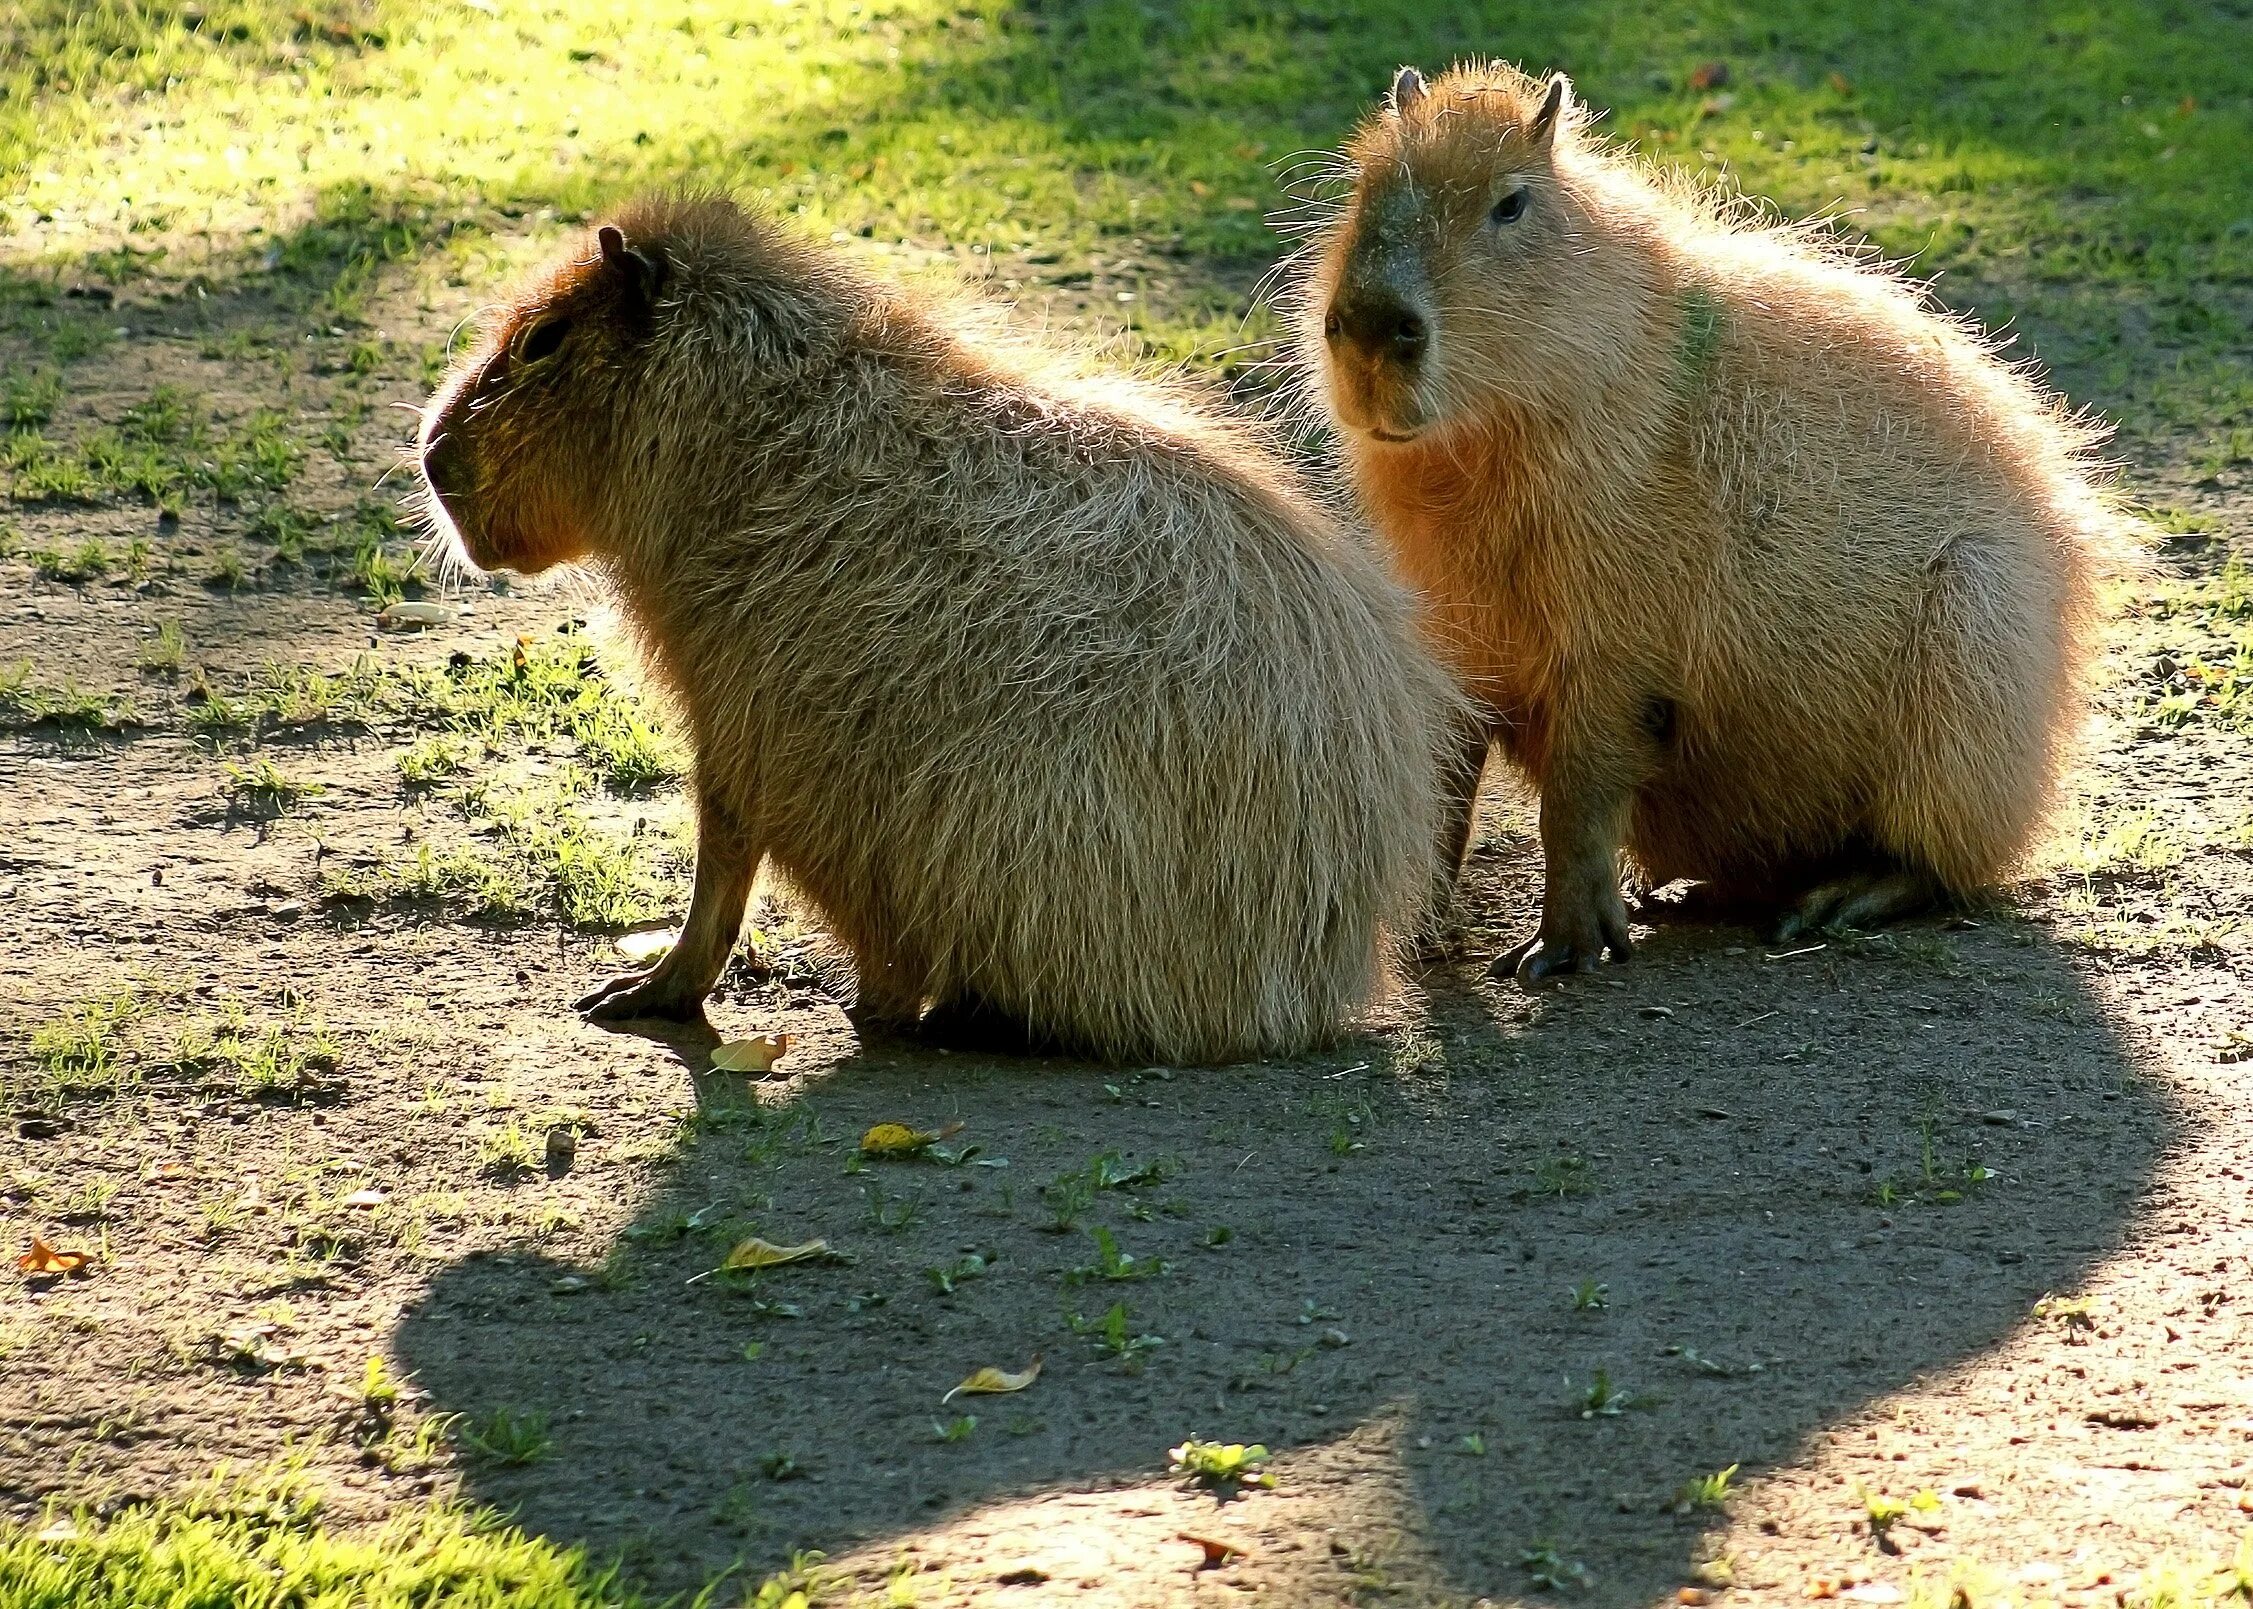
[416,194,1463,1064]
[1298,61,2124,983]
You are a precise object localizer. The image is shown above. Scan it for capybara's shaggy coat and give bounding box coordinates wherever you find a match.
[1301,62,2121,981]
[418,195,1460,1063]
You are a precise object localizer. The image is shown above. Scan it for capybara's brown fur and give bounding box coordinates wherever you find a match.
[417,194,1461,1064]
[1299,62,2123,980]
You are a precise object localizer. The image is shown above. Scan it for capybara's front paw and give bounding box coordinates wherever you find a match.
[1492,884,1632,986]
[575,969,709,1023]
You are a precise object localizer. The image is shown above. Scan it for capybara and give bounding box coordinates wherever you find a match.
[1299,62,2121,982]
[417,194,1462,1064]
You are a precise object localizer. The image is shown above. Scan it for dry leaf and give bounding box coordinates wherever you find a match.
[860,1120,965,1157]
[341,1188,388,1209]
[943,1355,1042,1403]
[1828,71,1854,95]
[614,929,675,964]
[1689,60,1730,90]
[1180,1533,1245,1568]
[711,1034,792,1074]
[17,1237,90,1276]
[376,600,455,629]
[721,1236,829,1271]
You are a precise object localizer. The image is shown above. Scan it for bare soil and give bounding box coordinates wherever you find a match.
[2,256,2249,1608]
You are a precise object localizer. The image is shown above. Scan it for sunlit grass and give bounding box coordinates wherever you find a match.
[6,2,2249,357]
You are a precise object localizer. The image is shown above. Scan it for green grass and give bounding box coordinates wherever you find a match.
[0,662,137,733]
[222,755,322,815]
[2140,553,2253,733]
[18,986,151,1105]
[323,763,688,929]
[4,385,301,517]
[0,1475,743,1609]
[3,0,2249,443]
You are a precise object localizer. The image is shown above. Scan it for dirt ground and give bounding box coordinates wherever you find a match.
[2,245,2250,1608]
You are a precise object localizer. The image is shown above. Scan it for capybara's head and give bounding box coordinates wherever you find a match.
[1303,62,1586,446]
[417,196,850,575]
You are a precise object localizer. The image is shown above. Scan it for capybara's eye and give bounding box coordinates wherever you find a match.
[1323,309,1343,340]
[517,318,571,363]
[1491,188,1529,226]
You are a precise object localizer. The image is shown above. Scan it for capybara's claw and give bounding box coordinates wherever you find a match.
[1495,894,1632,986]
[576,971,706,1022]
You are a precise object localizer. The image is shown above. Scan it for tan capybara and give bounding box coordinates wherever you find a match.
[1299,61,2123,983]
[416,194,1463,1064]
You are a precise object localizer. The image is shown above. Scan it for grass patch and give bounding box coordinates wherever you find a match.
[0,1472,741,1608]
[323,765,687,929]
[7,985,344,1109]
[2139,552,2253,733]
[222,755,322,815]
[0,662,137,733]
[3,386,302,518]
[18,986,151,1105]
[1,0,2247,445]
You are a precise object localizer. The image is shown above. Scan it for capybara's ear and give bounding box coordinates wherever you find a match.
[1388,65,1428,117]
[1528,74,1571,150]
[597,223,667,308]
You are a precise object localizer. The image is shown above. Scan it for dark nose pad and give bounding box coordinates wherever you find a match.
[421,429,470,506]
[1325,296,1429,365]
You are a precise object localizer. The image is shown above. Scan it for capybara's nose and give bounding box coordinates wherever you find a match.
[421,427,471,511]
[1325,294,1429,366]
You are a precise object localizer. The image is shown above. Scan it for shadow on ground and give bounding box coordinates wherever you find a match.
[397,857,2173,1602]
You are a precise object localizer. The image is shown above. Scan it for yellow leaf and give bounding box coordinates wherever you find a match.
[942,1355,1042,1403]
[721,1236,828,1271]
[16,1236,90,1275]
[614,929,675,964]
[711,1034,792,1074]
[859,1119,964,1156]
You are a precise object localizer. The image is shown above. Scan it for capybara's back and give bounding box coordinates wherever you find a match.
[418,195,1460,1063]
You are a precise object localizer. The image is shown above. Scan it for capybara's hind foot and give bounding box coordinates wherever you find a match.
[1774,866,1945,943]
[576,969,710,1023]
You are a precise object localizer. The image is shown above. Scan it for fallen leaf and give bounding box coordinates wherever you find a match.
[145,1160,192,1182]
[1679,1591,1713,1606]
[860,1119,964,1157]
[614,928,675,964]
[1180,1532,1246,1568]
[1828,71,1854,94]
[943,1355,1042,1403]
[17,1237,90,1276]
[341,1188,388,1209]
[711,1034,793,1074]
[376,600,455,629]
[1842,1586,1903,1604]
[1689,60,1730,90]
[721,1236,829,1271]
